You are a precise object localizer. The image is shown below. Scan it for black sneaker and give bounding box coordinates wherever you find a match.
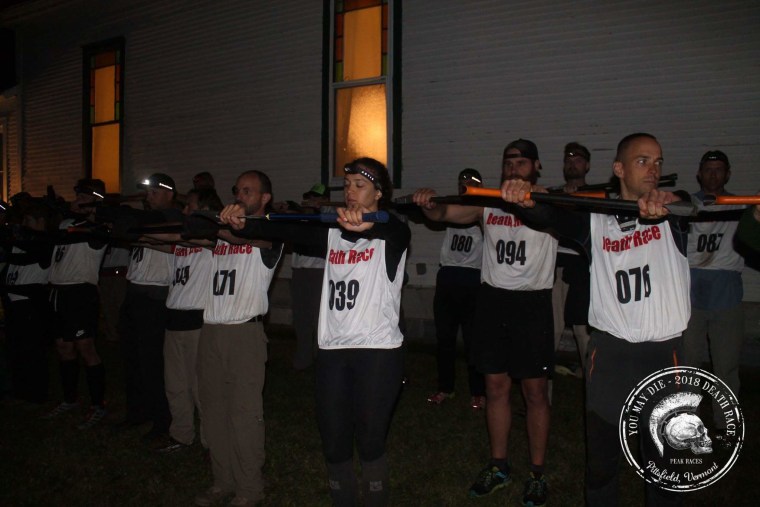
[522,472,547,506]
[468,465,510,498]
[77,405,107,430]
[155,437,191,454]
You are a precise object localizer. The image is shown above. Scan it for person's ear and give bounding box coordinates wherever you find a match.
[613,161,624,179]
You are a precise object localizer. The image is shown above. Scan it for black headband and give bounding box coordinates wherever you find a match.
[344,165,379,186]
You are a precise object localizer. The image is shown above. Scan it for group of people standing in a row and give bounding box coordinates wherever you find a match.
[415,133,756,507]
[2,133,759,506]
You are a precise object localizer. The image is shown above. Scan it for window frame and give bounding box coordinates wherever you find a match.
[323,1,401,191]
[82,37,124,191]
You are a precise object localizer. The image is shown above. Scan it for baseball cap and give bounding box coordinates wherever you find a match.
[137,173,176,193]
[458,168,482,183]
[700,150,730,169]
[74,178,106,199]
[302,183,328,199]
[504,139,540,161]
[564,142,590,161]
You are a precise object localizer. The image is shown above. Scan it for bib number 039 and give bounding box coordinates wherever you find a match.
[328,279,360,311]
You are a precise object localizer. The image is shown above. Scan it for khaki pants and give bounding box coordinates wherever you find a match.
[164,328,202,446]
[198,322,267,500]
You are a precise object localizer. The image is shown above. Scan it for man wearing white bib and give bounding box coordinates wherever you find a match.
[193,171,283,507]
[501,133,689,507]
[682,150,745,437]
[414,139,556,506]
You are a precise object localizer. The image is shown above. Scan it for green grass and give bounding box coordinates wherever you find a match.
[0,325,756,506]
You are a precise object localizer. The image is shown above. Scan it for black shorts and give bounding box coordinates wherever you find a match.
[471,283,554,379]
[50,284,100,342]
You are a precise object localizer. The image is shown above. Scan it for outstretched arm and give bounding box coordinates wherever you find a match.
[412,188,483,224]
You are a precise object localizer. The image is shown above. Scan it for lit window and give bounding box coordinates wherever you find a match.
[84,39,123,193]
[330,0,399,184]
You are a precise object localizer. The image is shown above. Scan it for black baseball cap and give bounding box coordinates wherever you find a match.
[564,142,590,161]
[458,168,482,183]
[137,173,176,193]
[74,178,106,199]
[504,139,540,161]
[700,150,730,169]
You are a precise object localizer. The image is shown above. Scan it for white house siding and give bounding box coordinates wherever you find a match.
[400,0,760,301]
[2,0,324,202]
[0,93,22,197]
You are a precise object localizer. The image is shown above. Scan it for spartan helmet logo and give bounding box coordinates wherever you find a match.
[649,392,713,457]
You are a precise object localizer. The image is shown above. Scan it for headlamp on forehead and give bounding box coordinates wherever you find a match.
[143,179,172,190]
[460,174,481,183]
[74,186,105,200]
[344,165,378,186]
[565,151,586,159]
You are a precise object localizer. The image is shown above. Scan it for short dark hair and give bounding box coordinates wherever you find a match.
[344,157,393,208]
[188,187,224,212]
[193,171,215,189]
[238,170,274,212]
[615,133,658,162]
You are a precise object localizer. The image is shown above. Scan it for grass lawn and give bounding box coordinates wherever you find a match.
[0,324,756,506]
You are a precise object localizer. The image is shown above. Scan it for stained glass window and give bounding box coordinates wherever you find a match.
[85,40,123,193]
[331,0,395,180]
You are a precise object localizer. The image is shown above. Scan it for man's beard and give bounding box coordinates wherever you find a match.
[501,171,538,185]
[237,200,262,215]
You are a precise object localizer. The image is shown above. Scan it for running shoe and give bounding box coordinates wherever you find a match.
[77,405,107,430]
[41,401,80,419]
[522,472,547,506]
[427,391,455,404]
[468,465,510,498]
[470,395,486,410]
[155,437,191,454]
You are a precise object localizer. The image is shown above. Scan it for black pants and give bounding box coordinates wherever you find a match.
[316,347,404,463]
[6,297,50,402]
[585,331,682,507]
[119,283,171,431]
[433,266,484,395]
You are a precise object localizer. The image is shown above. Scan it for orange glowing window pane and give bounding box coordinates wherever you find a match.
[334,84,387,176]
[94,65,116,123]
[334,1,387,82]
[92,123,120,193]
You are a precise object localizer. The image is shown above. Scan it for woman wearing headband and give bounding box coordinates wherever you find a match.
[219,157,410,506]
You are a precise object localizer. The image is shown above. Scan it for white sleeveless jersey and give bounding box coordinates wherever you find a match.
[203,240,282,325]
[6,247,50,302]
[48,218,107,285]
[439,224,482,269]
[318,229,406,349]
[126,246,173,286]
[166,246,214,311]
[687,201,744,272]
[589,214,690,343]
[481,207,557,290]
[292,252,325,269]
